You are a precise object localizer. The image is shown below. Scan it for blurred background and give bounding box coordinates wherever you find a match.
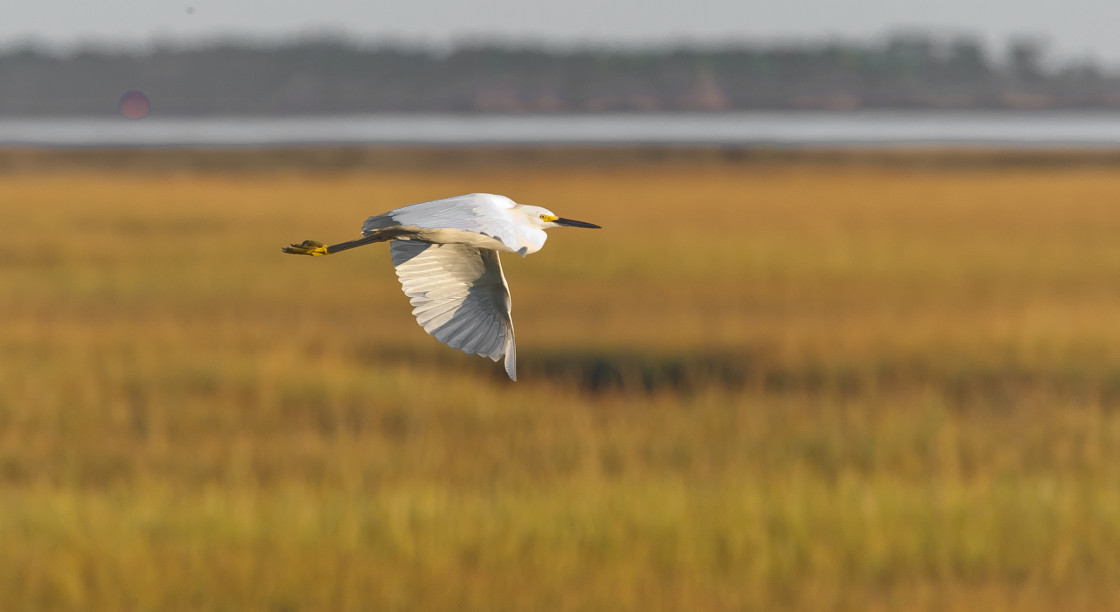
[5,1,1120,610]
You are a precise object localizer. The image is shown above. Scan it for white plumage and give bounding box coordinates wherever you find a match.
[283,193,600,380]
[391,240,516,380]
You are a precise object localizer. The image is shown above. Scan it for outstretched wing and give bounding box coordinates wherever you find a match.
[390,239,517,380]
[363,193,521,252]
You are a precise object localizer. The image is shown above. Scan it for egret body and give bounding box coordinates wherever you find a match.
[283,193,600,380]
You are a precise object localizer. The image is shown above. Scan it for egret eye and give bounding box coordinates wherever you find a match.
[540,214,548,220]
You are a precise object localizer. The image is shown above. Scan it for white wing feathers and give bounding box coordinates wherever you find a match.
[364,193,521,251]
[390,240,517,380]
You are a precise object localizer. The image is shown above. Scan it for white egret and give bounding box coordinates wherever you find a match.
[283,193,600,380]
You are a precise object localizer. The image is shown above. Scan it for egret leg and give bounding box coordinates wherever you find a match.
[282,231,402,256]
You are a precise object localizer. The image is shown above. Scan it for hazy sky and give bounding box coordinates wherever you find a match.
[6,0,1120,64]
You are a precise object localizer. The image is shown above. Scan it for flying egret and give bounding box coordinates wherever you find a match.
[283,193,600,381]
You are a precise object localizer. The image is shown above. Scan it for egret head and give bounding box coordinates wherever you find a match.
[507,203,601,256]
[518,205,602,231]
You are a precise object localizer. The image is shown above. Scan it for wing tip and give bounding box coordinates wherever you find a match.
[503,333,517,381]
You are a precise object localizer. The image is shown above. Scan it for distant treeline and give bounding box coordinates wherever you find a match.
[4,33,1120,116]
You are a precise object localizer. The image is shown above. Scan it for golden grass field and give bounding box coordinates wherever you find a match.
[4,147,1120,610]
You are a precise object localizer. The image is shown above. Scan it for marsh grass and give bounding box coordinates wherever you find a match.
[4,149,1120,610]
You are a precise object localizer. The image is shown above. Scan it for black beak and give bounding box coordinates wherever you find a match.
[555,217,601,229]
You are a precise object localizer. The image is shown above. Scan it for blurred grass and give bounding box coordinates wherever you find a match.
[4,148,1120,610]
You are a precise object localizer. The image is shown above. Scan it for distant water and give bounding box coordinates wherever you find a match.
[5,111,1120,147]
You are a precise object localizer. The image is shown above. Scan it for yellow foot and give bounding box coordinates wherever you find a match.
[282,240,330,256]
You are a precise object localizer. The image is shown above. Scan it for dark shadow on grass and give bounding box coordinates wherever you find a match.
[351,343,755,394]
[351,342,1120,403]
[523,349,752,394]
